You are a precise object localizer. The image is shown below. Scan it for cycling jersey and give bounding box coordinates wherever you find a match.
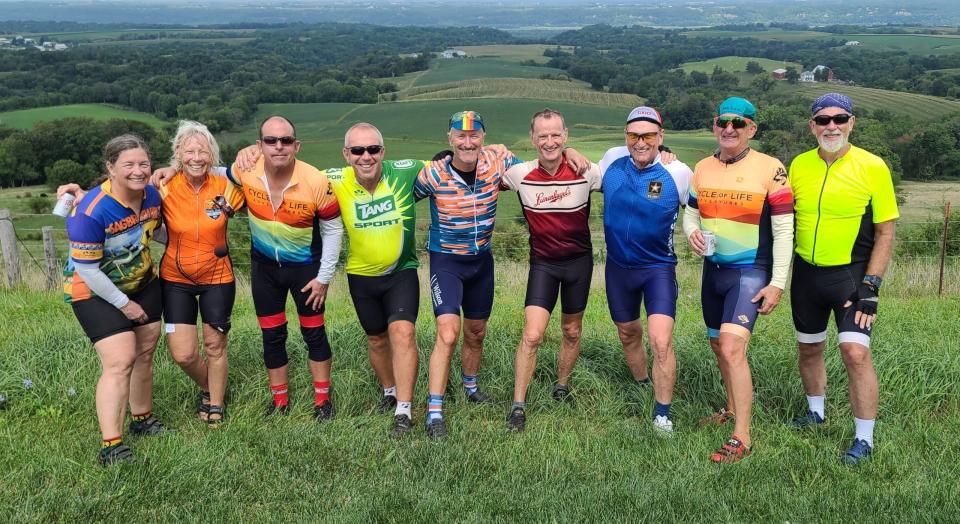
[688,149,794,268]
[789,145,899,267]
[601,153,692,269]
[226,157,340,266]
[158,172,245,285]
[323,159,424,276]
[414,148,521,255]
[64,180,162,303]
[501,156,603,260]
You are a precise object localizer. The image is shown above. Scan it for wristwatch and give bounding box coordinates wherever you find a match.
[862,274,883,288]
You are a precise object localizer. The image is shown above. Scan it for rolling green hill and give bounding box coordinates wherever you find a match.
[0,104,166,129]
[453,44,574,64]
[390,78,641,107]
[782,83,960,118]
[678,56,803,74]
[410,58,567,87]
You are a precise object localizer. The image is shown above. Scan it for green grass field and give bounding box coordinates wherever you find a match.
[392,78,639,107]
[454,44,574,64]
[678,56,803,74]
[1,255,958,520]
[681,29,833,42]
[842,33,960,54]
[0,104,166,130]
[410,58,567,87]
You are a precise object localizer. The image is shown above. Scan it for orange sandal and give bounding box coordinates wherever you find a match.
[710,436,752,463]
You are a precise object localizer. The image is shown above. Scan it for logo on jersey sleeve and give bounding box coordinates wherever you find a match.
[393,160,415,169]
[647,181,663,199]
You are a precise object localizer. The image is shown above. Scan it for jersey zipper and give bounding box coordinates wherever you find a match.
[811,161,832,266]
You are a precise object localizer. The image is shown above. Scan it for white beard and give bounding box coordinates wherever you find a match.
[818,134,848,153]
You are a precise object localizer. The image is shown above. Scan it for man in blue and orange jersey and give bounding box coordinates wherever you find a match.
[225,116,344,421]
[414,111,522,439]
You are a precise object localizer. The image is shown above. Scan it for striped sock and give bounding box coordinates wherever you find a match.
[396,401,412,418]
[314,380,330,405]
[427,394,444,423]
[131,411,151,422]
[462,374,478,395]
[270,383,289,407]
[102,436,122,448]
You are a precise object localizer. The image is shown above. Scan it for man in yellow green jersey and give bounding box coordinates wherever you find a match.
[787,93,899,465]
[322,123,424,438]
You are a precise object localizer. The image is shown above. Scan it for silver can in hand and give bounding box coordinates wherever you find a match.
[702,230,716,256]
[52,193,76,217]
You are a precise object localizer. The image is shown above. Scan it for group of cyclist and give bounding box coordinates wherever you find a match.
[61,92,896,467]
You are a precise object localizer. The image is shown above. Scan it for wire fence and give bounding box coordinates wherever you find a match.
[1,203,956,294]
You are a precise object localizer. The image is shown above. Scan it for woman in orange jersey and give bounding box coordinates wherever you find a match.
[158,120,244,427]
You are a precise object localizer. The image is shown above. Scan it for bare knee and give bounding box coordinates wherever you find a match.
[436,325,460,349]
[649,334,673,361]
[561,323,582,345]
[367,333,390,354]
[462,323,486,346]
[616,323,642,345]
[203,339,226,360]
[388,322,415,343]
[171,348,200,367]
[521,327,544,354]
[798,341,826,360]
[840,343,872,369]
[716,340,746,366]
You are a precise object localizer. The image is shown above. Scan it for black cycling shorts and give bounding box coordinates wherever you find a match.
[525,253,593,315]
[161,279,236,333]
[72,277,163,343]
[250,258,325,326]
[791,256,873,347]
[347,269,419,335]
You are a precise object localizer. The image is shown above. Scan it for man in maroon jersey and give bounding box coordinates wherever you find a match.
[500,109,604,431]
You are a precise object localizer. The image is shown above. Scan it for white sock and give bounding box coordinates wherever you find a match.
[854,417,875,447]
[383,386,397,397]
[395,401,412,418]
[806,395,826,418]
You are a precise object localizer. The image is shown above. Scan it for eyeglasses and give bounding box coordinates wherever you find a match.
[625,131,659,144]
[347,145,383,156]
[260,135,297,146]
[714,116,751,129]
[812,114,852,126]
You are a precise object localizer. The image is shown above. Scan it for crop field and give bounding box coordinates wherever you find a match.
[681,29,833,42]
[678,56,803,74]
[23,28,258,43]
[453,44,574,64]
[842,33,960,54]
[781,83,960,120]
[410,58,568,87]
[392,78,641,107]
[0,104,166,130]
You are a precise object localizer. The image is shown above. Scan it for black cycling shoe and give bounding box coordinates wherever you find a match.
[389,414,413,438]
[314,400,335,422]
[552,385,574,404]
[98,444,136,466]
[378,394,398,413]
[506,408,526,432]
[263,400,290,418]
[466,390,494,404]
[128,416,175,436]
[426,417,448,441]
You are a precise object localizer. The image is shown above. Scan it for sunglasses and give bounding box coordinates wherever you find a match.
[714,116,751,129]
[812,114,852,126]
[347,145,384,156]
[625,131,659,144]
[260,135,297,146]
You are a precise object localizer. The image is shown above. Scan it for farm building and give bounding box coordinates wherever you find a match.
[800,71,815,82]
[845,40,861,46]
[441,49,466,59]
[772,68,787,79]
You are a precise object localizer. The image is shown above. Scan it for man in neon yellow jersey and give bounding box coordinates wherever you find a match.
[787,93,899,465]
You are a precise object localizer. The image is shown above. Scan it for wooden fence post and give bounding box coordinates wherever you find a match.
[42,226,59,291]
[0,209,21,287]
[939,202,952,297]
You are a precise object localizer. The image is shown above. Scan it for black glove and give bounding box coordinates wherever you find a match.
[431,150,453,162]
[847,281,879,316]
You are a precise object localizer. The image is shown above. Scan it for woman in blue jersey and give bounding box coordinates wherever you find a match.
[63,134,171,465]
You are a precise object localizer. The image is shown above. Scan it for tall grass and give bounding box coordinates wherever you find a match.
[1,258,958,521]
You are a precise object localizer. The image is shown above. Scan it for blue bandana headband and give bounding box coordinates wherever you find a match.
[811,93,854,115]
